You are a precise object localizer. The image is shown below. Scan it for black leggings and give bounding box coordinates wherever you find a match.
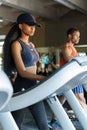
[12,101,49,130]
[12,76,49,130]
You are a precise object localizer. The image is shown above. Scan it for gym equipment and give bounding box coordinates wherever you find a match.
[0,56,87,130]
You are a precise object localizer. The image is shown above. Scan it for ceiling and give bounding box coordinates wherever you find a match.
[0,0,87,36]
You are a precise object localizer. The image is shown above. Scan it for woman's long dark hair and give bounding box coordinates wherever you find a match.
[3,24,21,77]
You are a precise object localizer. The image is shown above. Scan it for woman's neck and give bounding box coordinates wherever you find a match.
[19,35,30,45]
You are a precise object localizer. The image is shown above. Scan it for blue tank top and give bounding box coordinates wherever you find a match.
[18,39,39,67]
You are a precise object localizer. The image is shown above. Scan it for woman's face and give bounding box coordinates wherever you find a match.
[20,23,36,36]
[69,31,80,45]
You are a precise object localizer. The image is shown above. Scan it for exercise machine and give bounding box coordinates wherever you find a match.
[0,56,87,130]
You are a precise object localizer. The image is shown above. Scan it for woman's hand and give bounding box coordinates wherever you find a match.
[38,75,46,81]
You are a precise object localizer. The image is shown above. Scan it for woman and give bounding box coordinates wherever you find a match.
[3,13,49,130]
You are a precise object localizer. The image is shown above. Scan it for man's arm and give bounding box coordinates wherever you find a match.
[61,45,73,62]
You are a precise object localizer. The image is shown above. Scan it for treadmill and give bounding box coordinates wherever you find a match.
[0,56,87,130]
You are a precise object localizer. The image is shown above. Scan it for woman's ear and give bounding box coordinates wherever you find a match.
[18,24,22,30]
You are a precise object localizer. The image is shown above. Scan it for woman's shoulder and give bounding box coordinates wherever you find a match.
[11,40,22,49]
[12,40,20,45]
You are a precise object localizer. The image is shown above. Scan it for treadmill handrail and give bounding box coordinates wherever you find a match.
[1,56,87,112]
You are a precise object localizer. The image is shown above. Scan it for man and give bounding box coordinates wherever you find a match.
[50,28,87,130]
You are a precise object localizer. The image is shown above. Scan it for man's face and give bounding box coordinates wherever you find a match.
[70,31,80,44]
